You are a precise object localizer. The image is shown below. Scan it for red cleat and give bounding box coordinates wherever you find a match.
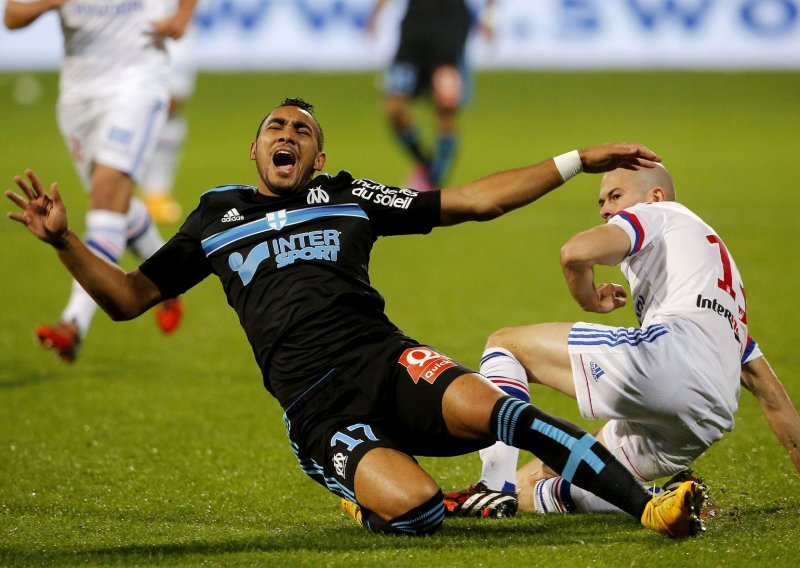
[154,297,184,334]
[35,321,80,363]
[443,482,518,518]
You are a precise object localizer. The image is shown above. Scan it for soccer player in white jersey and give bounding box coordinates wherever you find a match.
[4,0,197,361]
[444,163,800,518]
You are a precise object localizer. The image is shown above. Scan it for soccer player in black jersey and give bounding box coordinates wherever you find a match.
[7,98,706,538]
[367,0,496,190]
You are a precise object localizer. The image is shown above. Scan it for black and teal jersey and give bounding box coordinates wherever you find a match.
[396,0,472,64]
[139,171,440,406]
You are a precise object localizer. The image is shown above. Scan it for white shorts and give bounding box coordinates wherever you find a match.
[57,89,169,190]
[567,321,731,481]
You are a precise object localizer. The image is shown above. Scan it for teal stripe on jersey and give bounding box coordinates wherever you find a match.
[202,184,257,196]
[201,203,368,256]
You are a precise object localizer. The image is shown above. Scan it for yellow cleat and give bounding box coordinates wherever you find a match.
[341,498,364,528]
[142,193,182,224]
[641,480,707,538]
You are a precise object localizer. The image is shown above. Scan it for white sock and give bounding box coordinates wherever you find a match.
[478,347,530,492]
[62,210,126,335]
[140,113,187,194]
[533,476,659,514]
[126,196,165,259]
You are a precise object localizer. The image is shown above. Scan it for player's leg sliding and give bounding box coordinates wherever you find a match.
[530,469,701,515]
[490,396,706,537]
[341,491,445,536]
[532,476,627,514]
[445,348,527,518]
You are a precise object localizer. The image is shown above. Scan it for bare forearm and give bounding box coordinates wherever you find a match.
[440,159,563,225]
[54,230,161,320]
[563,262,599,311]
[439,143,661,226]
[560,225,631,312]
[4,0,59,29]
[760,399,800,470]
[742,358,800,473]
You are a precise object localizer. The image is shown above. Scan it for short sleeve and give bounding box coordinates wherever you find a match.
[350,179,441,236]
[741,336,763,365]
[607,203,666,257]
[138,204,213,299]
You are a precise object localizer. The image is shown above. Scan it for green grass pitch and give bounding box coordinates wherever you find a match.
[1,71,799,566]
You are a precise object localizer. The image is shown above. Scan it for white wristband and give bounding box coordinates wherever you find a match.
[553,150,583,181]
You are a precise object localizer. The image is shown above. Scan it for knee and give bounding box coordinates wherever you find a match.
[359,486,445,536]
[90,167,133,211]
[486,326,518,351]
[393,488,445,536]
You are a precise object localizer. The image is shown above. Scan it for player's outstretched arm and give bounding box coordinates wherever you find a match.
[438,143,660,226]
[4,0,63,29]
[5,170,163,321]
[741,355,800,474]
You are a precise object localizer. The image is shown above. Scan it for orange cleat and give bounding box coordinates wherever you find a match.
[35,320,80,363]
[154,297,184,334]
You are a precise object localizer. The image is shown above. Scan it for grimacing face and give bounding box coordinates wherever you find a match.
[249,105,326,196]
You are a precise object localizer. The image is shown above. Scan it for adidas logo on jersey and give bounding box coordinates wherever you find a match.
[221,208,245,223]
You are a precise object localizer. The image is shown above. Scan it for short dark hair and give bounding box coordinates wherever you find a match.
[255,97,324,150]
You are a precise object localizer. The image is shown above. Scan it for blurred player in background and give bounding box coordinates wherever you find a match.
[367,0,496,191]
[3,0,196,362]
[6,99,708,538]
[140,20,197,225]
[444,164,800,518]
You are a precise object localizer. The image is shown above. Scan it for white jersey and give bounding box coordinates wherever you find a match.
[609,201,752,365]
[20,0,171,95]
[564,202,762,477]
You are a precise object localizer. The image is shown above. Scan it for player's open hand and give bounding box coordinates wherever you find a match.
[593,282,627,313]
[579,143,661,174]
[5,169,69,247]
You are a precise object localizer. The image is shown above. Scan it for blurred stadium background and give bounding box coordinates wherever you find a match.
[1,1,799,566]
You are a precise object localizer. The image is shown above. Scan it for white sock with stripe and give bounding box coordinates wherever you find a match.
[126,196,165,259]
[62,210,126,335]
[478,347,530,492]
[533,476,658,514]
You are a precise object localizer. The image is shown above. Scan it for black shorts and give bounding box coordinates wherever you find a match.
[385,31,470,99]
[282,337,484,502]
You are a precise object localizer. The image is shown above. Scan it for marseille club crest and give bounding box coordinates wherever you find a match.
[266,209,287,231]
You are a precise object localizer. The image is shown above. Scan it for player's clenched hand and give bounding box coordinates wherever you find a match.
[593,283,627,313]
[579,143,661,174]
[5,169,69,247]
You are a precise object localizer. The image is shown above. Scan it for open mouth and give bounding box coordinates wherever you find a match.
[272,150,297,175]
